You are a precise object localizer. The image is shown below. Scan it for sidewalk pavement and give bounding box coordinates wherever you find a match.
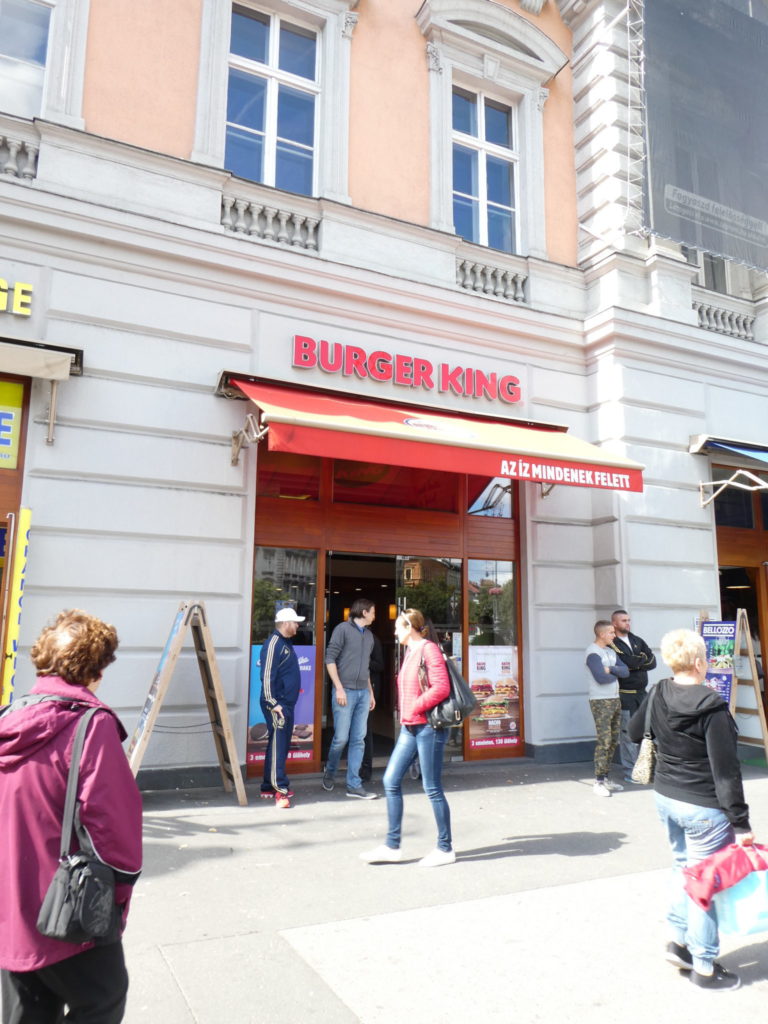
[124,759,768,1023]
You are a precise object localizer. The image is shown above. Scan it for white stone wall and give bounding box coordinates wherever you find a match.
[3,2,768,771]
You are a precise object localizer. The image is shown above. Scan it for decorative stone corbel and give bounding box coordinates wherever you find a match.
[342,12,358,39]
[426,41,443,73]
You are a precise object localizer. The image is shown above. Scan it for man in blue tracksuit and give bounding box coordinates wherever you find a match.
[260,607,304,807]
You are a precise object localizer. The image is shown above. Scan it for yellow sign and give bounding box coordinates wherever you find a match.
[1,507,31,705]
[0,381,24,470]
[0,278,33,316]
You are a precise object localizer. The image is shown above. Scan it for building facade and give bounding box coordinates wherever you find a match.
[1,0,767,781]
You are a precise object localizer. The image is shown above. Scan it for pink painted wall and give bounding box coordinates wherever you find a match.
[350,0,578,266]
[349,0,431,226]
[517,1,578,267]
[82,0,202,159]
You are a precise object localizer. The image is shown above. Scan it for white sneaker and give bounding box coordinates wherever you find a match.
[605,780,624,792]
[417,848,456,868]
[593,780,612,798]
[359,845,402,864]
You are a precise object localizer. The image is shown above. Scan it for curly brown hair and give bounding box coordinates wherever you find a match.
[30,609,118,686]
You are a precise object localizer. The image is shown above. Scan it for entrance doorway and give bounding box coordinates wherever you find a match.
[250,448,523,775]
[323,552,464,766]
[718,565,766,721]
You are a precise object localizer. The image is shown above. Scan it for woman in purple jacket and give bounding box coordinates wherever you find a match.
[0,610,143,1023]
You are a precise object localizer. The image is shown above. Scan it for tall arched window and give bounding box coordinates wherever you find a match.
[416,0,567,257]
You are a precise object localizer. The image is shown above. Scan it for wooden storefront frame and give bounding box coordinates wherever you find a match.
[251,459,522,772]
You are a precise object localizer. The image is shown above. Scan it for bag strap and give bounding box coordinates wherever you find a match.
[0,694,91,718]
[642,684,657,738]
[59,707,101,861]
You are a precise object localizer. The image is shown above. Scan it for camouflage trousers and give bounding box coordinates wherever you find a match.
[589,697,621,778]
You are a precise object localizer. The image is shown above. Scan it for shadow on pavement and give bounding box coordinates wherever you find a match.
[724,939,768,986]
[458,830,628,862]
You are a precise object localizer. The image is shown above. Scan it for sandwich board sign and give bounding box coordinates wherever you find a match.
[700,609,768,765]
[730,609,768,765]
[127,601,247,806]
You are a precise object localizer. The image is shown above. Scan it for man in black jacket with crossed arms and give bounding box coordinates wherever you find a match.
[611,608,657,782]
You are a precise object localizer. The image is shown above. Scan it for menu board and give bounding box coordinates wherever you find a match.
[467,645,520,751]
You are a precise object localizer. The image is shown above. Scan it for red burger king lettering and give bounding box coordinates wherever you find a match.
[292,335,521,405]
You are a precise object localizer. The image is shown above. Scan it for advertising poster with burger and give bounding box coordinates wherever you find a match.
[468,646,520,751]
[246,644,316,764]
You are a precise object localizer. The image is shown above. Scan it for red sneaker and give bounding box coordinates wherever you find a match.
[260,790,294,800]
[275,794,292,809]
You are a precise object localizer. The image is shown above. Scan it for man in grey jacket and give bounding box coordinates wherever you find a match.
[323,597,377,799]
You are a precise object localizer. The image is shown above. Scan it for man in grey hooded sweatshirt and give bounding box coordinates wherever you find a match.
[323,597,377,799]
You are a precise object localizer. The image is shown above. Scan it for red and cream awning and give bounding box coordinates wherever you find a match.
[232,380,644,493]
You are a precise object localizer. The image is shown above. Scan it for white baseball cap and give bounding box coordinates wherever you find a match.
[275,607,305,623]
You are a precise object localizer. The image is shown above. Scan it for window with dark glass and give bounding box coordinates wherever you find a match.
[333,461,458,513]
[256,449,321,500]
[713,468,754,529]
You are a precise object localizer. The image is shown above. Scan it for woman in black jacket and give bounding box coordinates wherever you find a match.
[629,628,754,992]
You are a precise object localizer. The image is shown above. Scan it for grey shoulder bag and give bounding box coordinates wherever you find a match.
[37,707,118,944]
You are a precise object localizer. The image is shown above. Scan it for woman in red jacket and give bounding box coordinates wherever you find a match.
[360,608,454,867]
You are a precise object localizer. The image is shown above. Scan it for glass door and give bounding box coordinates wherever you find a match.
[466,559,520,755]
[247,547,318,774]
[395,555,463,753]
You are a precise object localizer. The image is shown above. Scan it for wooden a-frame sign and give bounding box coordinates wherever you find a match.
[699,607,768,766]
[730,608,768,766]
[127,601,248,806]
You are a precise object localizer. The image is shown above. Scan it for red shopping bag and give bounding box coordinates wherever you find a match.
[683,843,768,911]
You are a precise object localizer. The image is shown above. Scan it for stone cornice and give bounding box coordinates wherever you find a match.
[557,0,597,26]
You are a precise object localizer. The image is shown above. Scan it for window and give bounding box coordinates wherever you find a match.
[256,449,321,500]
[713,467,755,528]
[467,477,513,518]
[682,246,729,295]
[417,0,567,257]
[194,0,357,203]
[226,6,318,195]
[452,87,517,252]
[333,460,458,512]
[0,0,51,119]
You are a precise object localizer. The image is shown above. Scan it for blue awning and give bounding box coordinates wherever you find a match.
[702,441,768,466]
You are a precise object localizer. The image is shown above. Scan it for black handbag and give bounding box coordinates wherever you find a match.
[419,647,478,728]
[37,708,118,944]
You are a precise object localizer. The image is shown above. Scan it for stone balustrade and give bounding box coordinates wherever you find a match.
[221,193,320,252]
[456,256,527,302]
[0,116,40,180]
[692,297,756,341]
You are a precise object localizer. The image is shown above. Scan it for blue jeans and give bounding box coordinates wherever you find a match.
[655,792,735,973]
[326,687,370,789]
[383,724,452,852]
